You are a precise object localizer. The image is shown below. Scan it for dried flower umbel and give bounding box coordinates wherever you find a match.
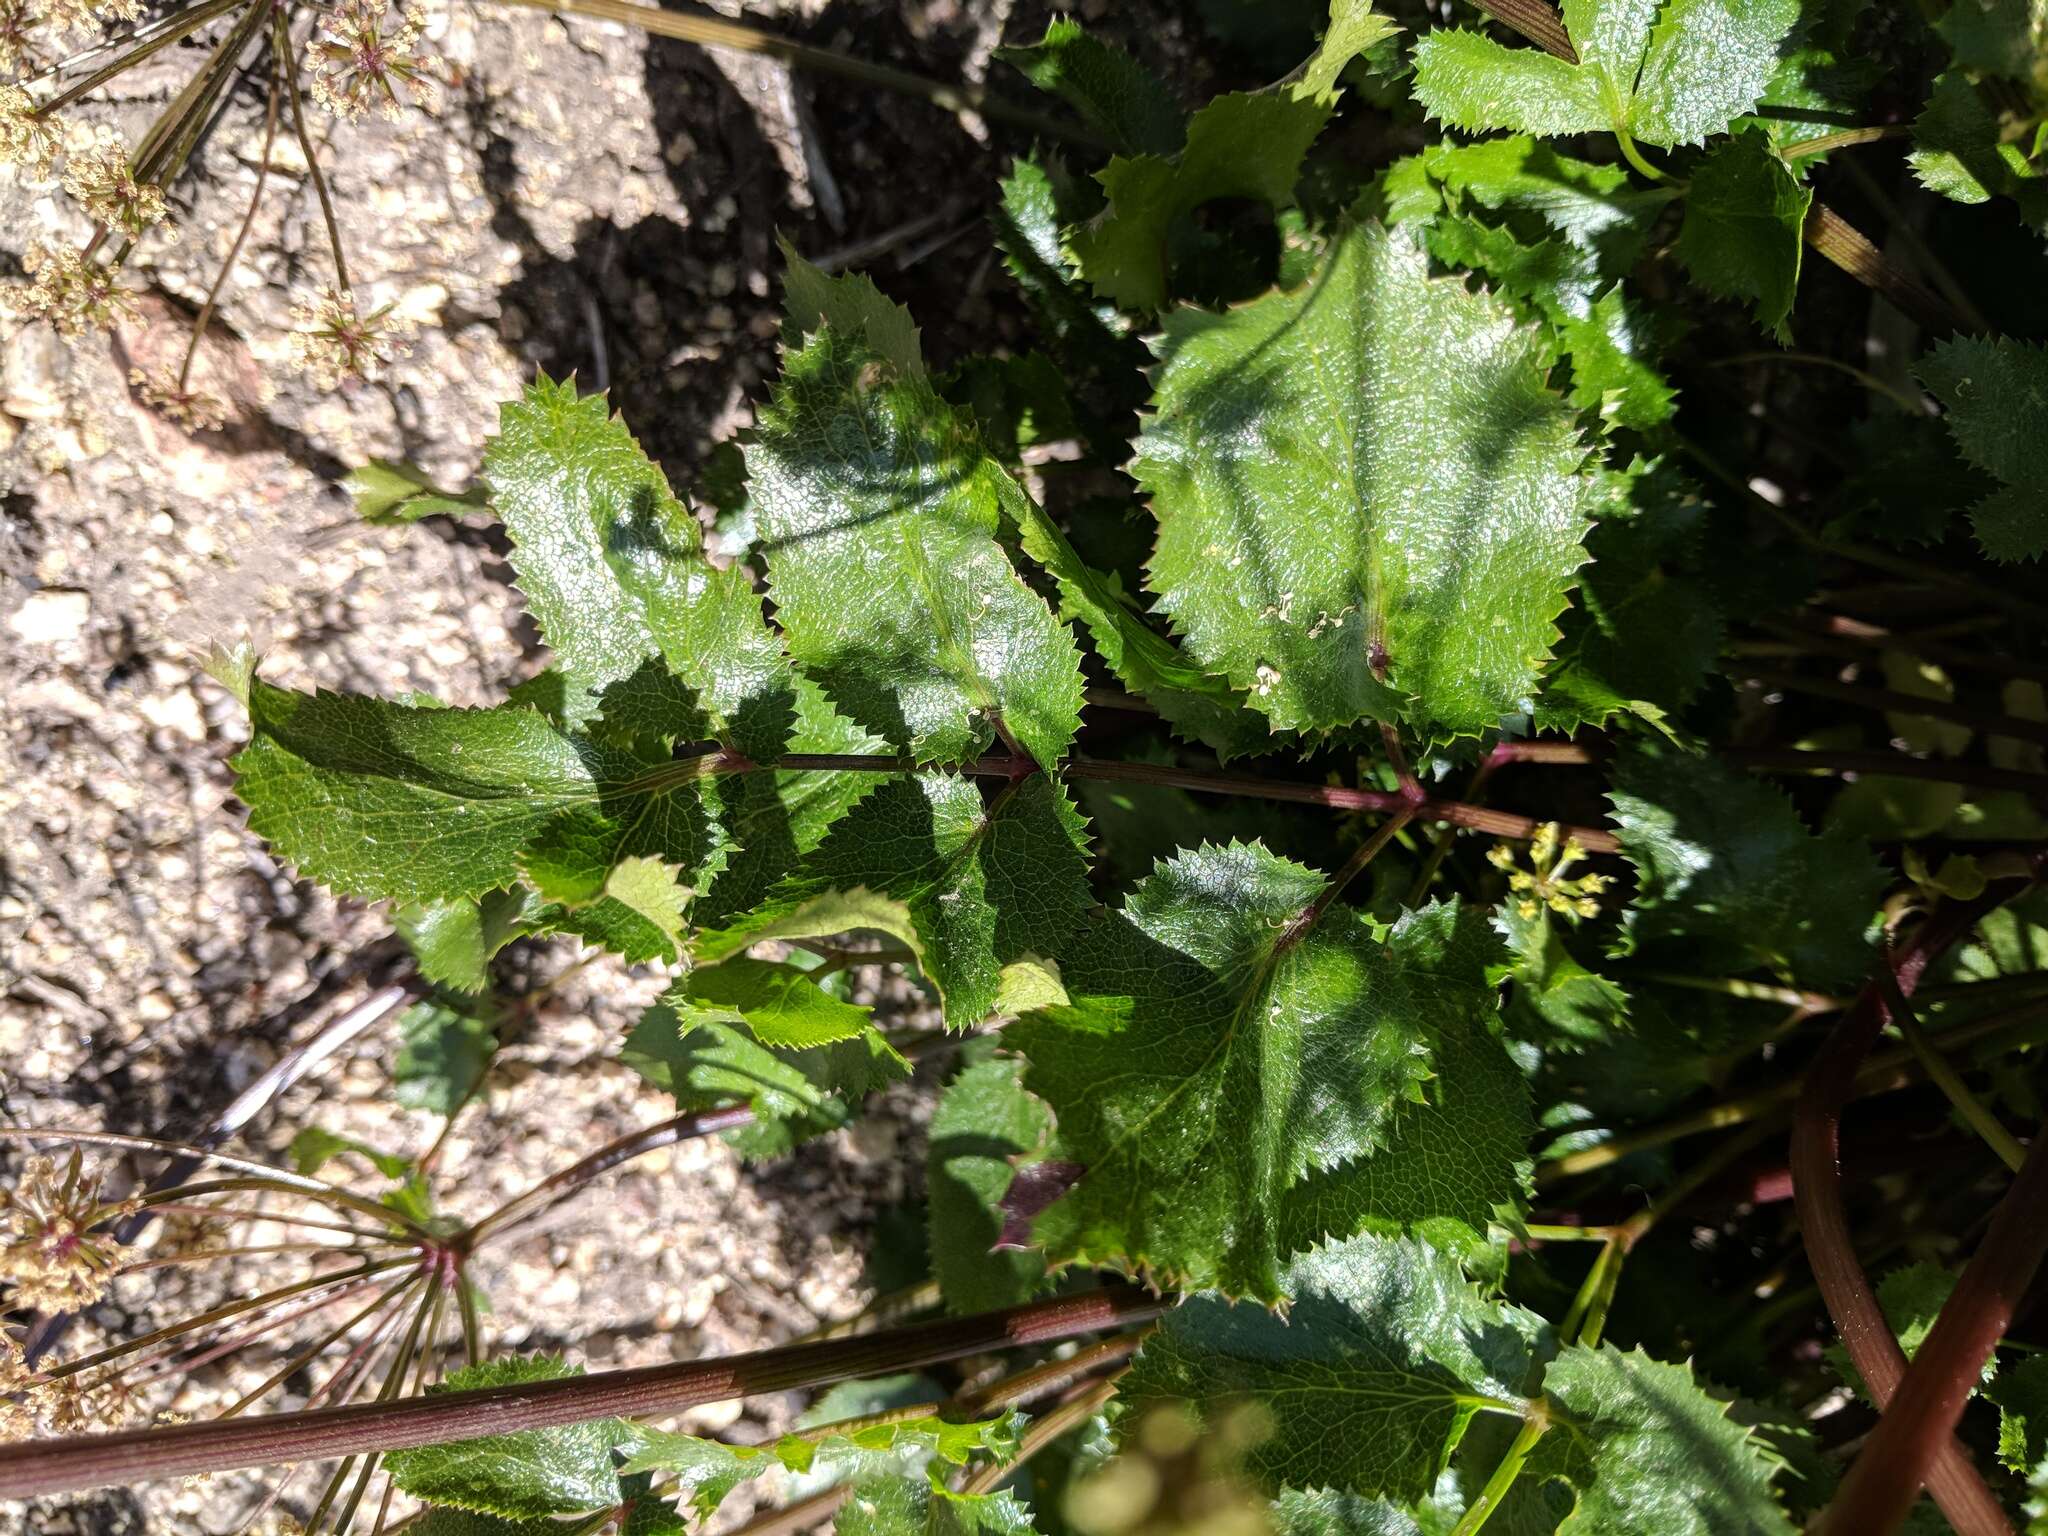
[61,132,170,238]
[288,285,413,388]
[0,1151,139,1313]
[309,0,435,120]
[0,83,60,178]
[13,244,138,335]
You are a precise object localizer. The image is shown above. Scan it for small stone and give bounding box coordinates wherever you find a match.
[8,588,90,645]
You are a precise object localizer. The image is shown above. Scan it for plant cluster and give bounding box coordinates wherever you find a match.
[6,1,2048,1535]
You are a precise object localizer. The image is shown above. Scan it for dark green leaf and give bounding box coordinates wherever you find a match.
[928,1057,1054,1313]
[1676,130,1812,339]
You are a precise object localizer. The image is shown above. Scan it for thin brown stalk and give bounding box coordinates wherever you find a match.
[1823,1124,2048,1533]
[0,1287,1166,1498]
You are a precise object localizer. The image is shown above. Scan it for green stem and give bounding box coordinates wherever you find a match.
[1882,975,2029,1173]
[1615,131,1667,182]
[1449,1415,1552,1536]
[1781,125,1912,159]
[1634,971,1839,1011]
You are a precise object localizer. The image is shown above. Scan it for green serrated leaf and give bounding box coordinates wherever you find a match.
[1271,1489,1420,1536]
[995,474,1268,762]
[1917,334,2048,562]
[349,460,485,525]
[1137,220,1586,740]
[747,317,1085,770]
[997,18,1186,156]
[678,956,876,1048]
[781,241,926,381]
[840,1475,1041,1536]
[1527,1343,1796,1534]
[1535,457,1723,734]
[622,984,909,1159]
[1909,71,2048,231]
[1122,1233,1544,1502]
[928,1058,1055,1314]
[1012,841,1520,1302]
[394,999,498,1117]
[1414,0,1803,148]
[385,1356,636,1517]
[1996,1354,2048,1474]
[483,376,794,743]
[622,1409,1020,1519]
[1070,13,1386,315]
[1609,745,1887,989]
[394,890,539,995]
[1675,129,1812,339]
[698,773,1090,1030]
[412,1512,572,1536]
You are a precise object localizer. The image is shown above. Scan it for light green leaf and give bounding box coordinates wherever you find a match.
[1271,1489,1420,1536]
[1300,0,1403,102]
[229,680,693,906]
[622,984,909,1157]
[697,773,1091,1030]
[838,1476,1040,1536]
[1414,0,1803,148]
[483,376,793,744]
[1527,1343,1796,1534]
[349,460,485,525]
[1675,130,1812,339]
[677,956,876,1048]
[1939,0,2048,82]
[1011,841,1520,1302]
[1137,220,1587,740]
[394,889,538,994]
[394,999,498,1117]
[385,1356,637,1517]
[1121,1233,1544,1502]
[928,1058,1055,1314]
[747,319,1085,770]
[288,1125,413,1180]
[1917,335,2048,562]
[1996,1354,2048,1475]
[622,1408,1020,1519]
[1909,71,2048,230]
[997,18,1186,156]
[781,242,925,381]
[1609,745,1888,989]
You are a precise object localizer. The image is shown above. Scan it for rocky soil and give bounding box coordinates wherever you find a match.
[0,0,1206,1527]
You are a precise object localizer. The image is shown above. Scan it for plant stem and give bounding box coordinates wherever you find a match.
[1764,612,2048,688]
[1634,971,1839,1011]
[1734,666,2048,750]
[1615,131,1666,182]
[1725,747,2048,797]
[178,58,283,393]
[462,1104,755,1247]
[963,1327,1155,1412]
[477,0,1097,144]
[1792,884,2041,1536]
[1537,996,2048,1181]
[1880,975,2028,1173]
[1708,350,1930,414]
[751,752,1621,853]
[32,0,243,114]
[1823,1123,2048,1533]
[1782,125,1913,159]
[1449,1415,1550,1536]
[0,1287,1165,1499]
[1302,805,1420,928]
[960,1372,1125,1496]
[273,10,350,294]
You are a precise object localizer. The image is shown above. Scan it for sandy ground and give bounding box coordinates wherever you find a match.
[0,0,1186,1525]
